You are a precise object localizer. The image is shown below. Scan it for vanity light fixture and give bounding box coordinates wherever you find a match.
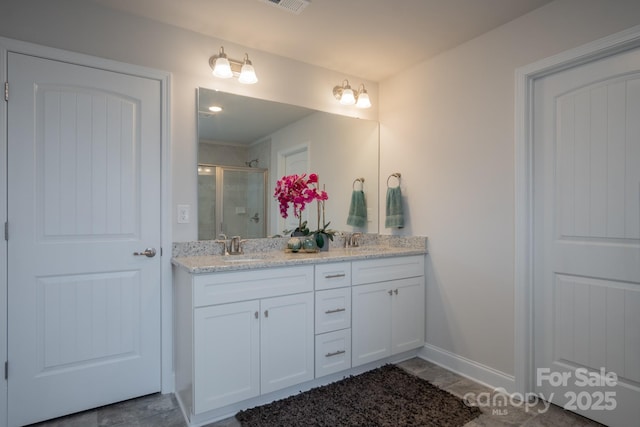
[333,80,371,108]
[209,46,258,84]
[355,84,371,108]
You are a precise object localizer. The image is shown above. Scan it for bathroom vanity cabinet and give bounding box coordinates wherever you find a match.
[174,265,314,416]
[172,249,425,425]
[351,256,425,367]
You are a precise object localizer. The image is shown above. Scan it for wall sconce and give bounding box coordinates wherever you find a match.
[333,80,371,108]
[209,46,258,84]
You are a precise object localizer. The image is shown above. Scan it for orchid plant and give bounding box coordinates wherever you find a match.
[274,173,328,235]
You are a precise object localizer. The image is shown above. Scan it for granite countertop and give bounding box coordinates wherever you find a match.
[172,245,426,274]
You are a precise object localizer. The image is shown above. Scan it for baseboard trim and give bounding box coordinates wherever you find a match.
[418,343,516,393]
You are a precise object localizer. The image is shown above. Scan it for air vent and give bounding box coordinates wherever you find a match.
[258,0,310,15]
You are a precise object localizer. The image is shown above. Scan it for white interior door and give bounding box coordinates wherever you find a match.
[533,46,640,427]
[278,146,308,233]
[7,52,161,426]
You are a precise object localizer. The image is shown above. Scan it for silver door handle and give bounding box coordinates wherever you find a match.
[133,248,156,258]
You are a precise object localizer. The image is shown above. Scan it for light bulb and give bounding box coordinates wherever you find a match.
[340,87,356,105]
[356,91,371,108]
[212,57,233,79]
[239,60,258,84]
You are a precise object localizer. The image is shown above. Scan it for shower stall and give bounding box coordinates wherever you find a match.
[198,164,268,240]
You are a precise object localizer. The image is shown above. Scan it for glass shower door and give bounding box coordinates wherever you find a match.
[220,167,267,238]
[198,164,267,240]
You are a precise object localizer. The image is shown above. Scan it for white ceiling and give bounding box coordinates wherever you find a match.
[93,0,553,82]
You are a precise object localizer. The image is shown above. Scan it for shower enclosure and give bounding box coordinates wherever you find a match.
[198,164,268,240]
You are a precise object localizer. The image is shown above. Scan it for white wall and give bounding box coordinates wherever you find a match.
[379,0,640,377]
[0,0,377,242]
[268,112,379,235]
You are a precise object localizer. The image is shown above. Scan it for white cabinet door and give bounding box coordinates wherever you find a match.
[194,301,260,414]
[261,293,314,394]
[352,275,425,367]
[352,282,393,367]
[392,277,425,354]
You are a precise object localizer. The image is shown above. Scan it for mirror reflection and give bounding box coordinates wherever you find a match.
[197,88,379,239]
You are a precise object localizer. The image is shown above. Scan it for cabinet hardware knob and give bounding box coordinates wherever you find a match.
[324,273,346,279]
[325,350,346,358]
[325,308,346,314]
[394,289,398,295]
[254,311,259,319]
[264,310,269,318]
[388,290,393,296]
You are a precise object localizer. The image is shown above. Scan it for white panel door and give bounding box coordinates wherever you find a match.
[533,46,640,426]
[7,53,161,426]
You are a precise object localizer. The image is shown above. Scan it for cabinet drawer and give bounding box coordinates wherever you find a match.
[315,329,351,378]
[352,255,424,285]
[315,262,351,290]
[315,287,351,334]
[193,266,313,307]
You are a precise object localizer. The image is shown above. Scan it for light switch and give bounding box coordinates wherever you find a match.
[177,204,190,224]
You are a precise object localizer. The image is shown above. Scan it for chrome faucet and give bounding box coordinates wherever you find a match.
[215,233,229,256]
[345,232,363,248]
[229,236,245,255]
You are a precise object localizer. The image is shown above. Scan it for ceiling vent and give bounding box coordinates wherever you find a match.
[258,0,310,15]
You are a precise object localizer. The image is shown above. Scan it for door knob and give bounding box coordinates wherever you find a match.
[133,248,157,258]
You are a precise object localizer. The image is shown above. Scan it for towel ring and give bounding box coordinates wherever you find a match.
[352,177,365,190]
[387,173,401,188]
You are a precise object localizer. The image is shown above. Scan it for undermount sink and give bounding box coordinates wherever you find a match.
[346,246,391,253]
[222,257,265,263]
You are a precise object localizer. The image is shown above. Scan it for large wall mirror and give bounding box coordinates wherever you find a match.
[197,88,379,240]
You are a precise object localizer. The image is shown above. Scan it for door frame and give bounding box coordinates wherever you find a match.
[0,37,172,426]
[514,24,640,397]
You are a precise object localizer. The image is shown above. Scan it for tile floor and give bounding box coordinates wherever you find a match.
[29,358,604,427]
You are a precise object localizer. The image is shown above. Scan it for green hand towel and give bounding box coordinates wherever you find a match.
[347,190,367,227]
[385,186,404,228]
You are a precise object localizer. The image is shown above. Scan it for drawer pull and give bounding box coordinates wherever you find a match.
[325,308,346,314]
[325,350,346,358]
[324,273,346,279]
[254,311,259,319]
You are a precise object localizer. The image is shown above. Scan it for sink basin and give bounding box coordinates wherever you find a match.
[346,246,390,253]
[222,257,265,263]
